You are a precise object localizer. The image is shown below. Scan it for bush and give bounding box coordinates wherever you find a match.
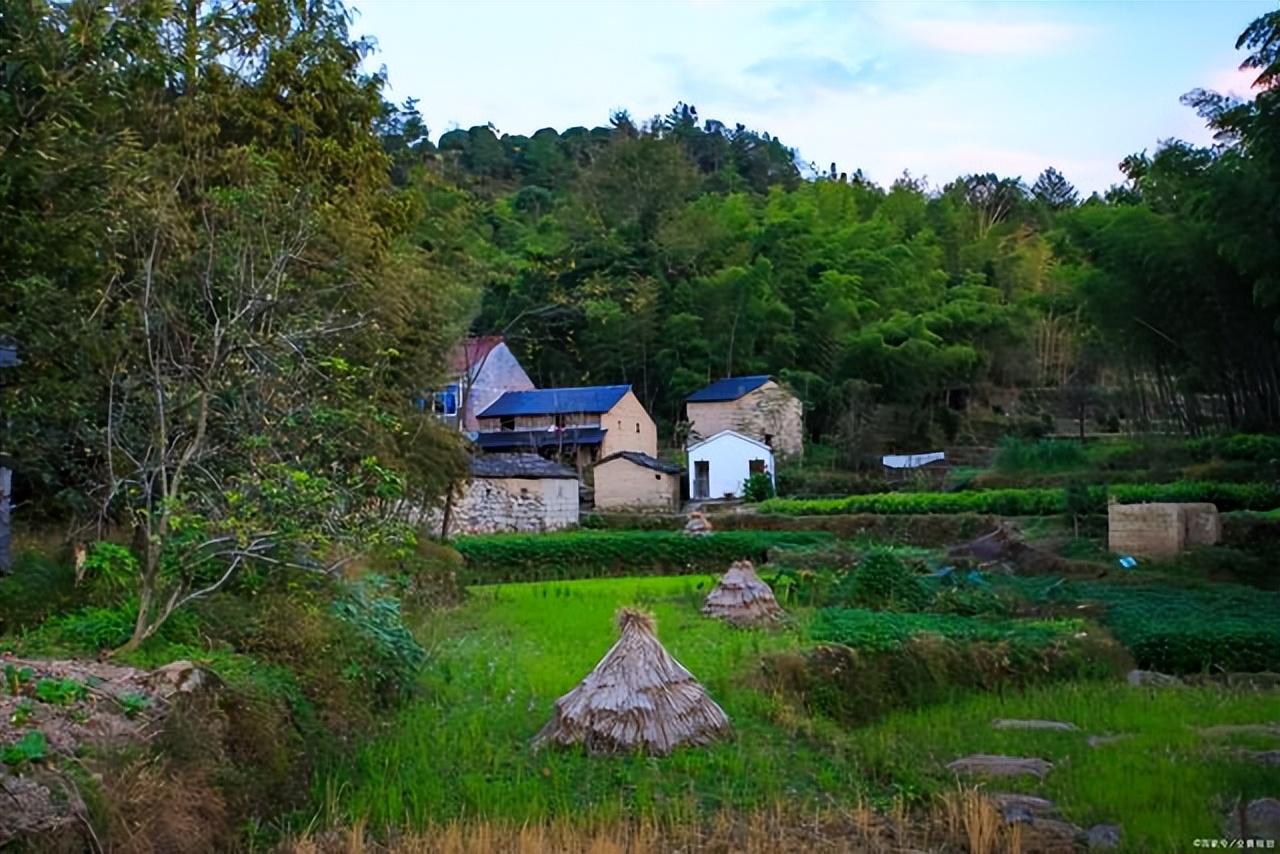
[758,481,1280,516]
[774,468,893,497]
[742,471,776,502]
[453,530,833,583]
[332,578,426,701]
[832,550,928,611]
[715,511,999,546]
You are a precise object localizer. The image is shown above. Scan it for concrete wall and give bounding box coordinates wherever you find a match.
[432,476,579,536]
[460,343,535,432]
[686,381,803,459]
[687,433,774,500]
[593,458,680,511]
[600,391,659,458]
[1108,502,1221,558]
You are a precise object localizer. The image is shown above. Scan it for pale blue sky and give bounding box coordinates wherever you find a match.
[352,1,1271,193]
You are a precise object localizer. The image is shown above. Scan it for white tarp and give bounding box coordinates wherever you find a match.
[882,451,946,469]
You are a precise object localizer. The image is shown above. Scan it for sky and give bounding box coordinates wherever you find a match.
[351,0,1273,194]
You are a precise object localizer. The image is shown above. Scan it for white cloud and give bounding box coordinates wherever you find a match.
[897,18,1083,55]
[1205,65,1264,98]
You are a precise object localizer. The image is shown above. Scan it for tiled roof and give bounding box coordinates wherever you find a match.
[686,375,770,403]
[469,453,577,480]
[447,336,504,375]
[479,385,630,418]
[473,426,607,451]
[597,451,682,475]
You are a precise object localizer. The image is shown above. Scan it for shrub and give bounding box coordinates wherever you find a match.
[453,530,833,584]
[742,471,776,502]
[332,578,426,701]
[833,550,929,611]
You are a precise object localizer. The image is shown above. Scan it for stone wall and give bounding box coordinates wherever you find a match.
[1108,502,1221,558]
[430,476,579,536]
[686,381,804,459]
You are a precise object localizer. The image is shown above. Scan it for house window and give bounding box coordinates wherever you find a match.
[430,384,459,417]
[635,422,640,433]
[749,459,766,475]
[654,474,661,481]
[500,416,516,431]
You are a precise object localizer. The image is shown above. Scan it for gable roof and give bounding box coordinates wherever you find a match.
[686,429,773,455]
[448,336,505,375]
[596,451,682,475]
[479,385,631,418]
[686,375,771,403]
[469,453,577,480]
[474,426,606,451]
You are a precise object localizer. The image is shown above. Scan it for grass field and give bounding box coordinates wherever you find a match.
[319,575,1279,852]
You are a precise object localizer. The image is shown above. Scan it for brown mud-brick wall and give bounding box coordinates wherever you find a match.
[1108,502,1220,558]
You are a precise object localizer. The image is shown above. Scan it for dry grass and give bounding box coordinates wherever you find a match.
[279,789,1032,854]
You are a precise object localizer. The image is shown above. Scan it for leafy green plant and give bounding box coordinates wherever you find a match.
[833,550,928,611]
[9,700,35,727]
[34,677,87,706]
[1,731,48,768]
[79,542,138,598]
[332,579,427,700]
[742,472,776,502]
[4,664,34,696]
[119,693,150,718]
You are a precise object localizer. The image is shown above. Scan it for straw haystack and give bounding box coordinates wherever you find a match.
[701,560,785,627]
[533,609,731,755]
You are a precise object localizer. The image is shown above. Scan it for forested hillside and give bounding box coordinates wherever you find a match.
[4,2,1280,519]
[375,28,1280,448]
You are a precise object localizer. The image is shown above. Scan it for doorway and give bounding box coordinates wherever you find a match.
[693,460,710,499]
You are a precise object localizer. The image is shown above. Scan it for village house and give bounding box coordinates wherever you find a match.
[685,376,803,459]
[686,430,775,501]
[592,452,682,512]
[433,454,579,536]
[426,336,534,433]
[474,385,657,474]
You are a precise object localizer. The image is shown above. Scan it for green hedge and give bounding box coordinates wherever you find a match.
[758,481,1280,516]
[453,530,833,584]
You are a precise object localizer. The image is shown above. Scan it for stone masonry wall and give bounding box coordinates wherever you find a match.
[428,477,579,536]
[1108,502,1221,558]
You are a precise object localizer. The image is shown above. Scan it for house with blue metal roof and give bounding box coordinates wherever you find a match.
[476,384,657,475]
[686,375,803,458]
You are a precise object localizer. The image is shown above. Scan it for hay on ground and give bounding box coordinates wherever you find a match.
[701,560,785,627]
[533,609,731,755]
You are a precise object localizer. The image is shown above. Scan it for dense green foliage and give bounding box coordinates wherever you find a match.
[829,549,930,611]
[1011,577,1280,673]
[453,530,831,583]
[810,608,1080,650]
[760,480,1280,516]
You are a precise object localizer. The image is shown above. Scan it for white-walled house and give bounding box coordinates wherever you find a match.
[686,430,775,500]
